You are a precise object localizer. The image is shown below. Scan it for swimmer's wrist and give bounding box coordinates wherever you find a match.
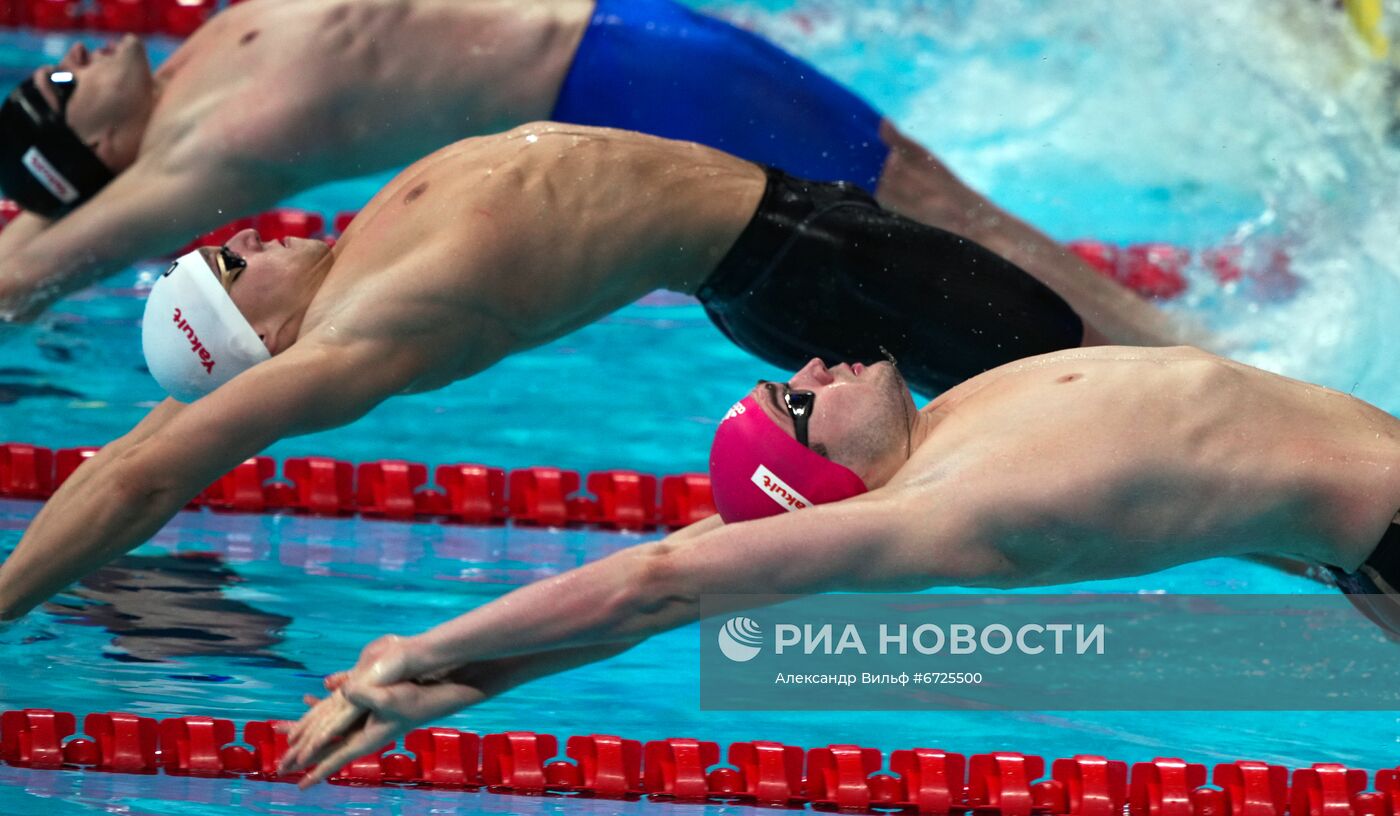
[400,633,447,679]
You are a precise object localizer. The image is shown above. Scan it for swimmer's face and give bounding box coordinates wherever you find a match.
[201,228,332,354]
[752,358,916,483]
[32,36,155,170]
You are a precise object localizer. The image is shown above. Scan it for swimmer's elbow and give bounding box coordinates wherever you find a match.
[610,542,698,639]
[105,446,182,507]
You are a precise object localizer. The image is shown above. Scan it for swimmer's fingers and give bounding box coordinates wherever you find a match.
[280,692,366,775]
[285,700,363,773]
[284,689,388,779]
[296,682,488,789]
[296,717,396,789]
[323,671,351,691]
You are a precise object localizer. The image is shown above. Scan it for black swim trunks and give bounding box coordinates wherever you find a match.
[698,166,1085,397]
[1327,514,1400,635]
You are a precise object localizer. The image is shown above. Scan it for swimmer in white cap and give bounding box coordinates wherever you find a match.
[0,124,1200,622]
[276,346,1400,786]
[1,0,1169,347]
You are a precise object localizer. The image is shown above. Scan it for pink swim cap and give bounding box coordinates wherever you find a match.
[708,396,869,524]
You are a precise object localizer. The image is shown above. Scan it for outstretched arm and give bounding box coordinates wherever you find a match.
[0,154,268,321]
[404,495,920,672]
[0,333,417,621]
[283,491,995,783]
[407,489,995,672]
[0,212,51,261]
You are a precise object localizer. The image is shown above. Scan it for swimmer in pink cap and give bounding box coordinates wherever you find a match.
[708,360,915,524]
[277,347,1400,785]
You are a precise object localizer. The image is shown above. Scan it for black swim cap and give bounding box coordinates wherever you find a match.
[0,77,114,218]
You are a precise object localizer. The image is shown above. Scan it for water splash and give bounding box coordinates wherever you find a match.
[701,0,1400,412]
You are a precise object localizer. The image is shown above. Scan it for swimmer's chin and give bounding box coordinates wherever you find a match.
[303,236,335,263]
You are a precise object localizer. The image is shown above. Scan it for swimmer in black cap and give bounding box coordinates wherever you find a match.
[0,68,114,219]
[0,124,1196,624]
[276,345,1400,786]
[0,0,1171,349]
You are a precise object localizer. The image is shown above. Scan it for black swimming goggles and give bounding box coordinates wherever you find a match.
[213,246,248,290]
[47,71,78,119]
[764,381,817,449]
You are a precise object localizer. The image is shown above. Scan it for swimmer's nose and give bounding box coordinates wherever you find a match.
[794,358,835,388]
[228,228,265,253]
[63,42,90,69]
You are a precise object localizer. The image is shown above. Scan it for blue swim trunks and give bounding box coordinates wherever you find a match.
[551,0,890,192]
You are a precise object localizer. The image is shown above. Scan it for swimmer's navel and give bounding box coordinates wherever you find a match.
[1056,373,1083,384]
[239,30,259,46]
[404,182,429,204]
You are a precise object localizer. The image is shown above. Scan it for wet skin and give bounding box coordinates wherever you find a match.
[0,0,1188,350]
[277,346,1400,784]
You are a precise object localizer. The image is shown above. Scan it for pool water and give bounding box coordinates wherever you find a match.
[3,0,1400,812]
[0,499,1388,816]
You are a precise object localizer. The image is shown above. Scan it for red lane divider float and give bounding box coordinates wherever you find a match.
[1066,240,1301,301]
[2,707,1398,814]
[0,442,717,531]
[0,198,1295,303]
[0,0,247,36]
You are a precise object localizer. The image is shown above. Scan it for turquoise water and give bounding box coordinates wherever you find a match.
[0,499,1390,816]
[3,0,1400,812]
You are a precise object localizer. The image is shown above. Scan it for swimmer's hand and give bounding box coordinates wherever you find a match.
[280,635,487,788]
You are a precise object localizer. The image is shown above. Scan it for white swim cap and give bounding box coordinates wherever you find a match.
[141,250,270,402]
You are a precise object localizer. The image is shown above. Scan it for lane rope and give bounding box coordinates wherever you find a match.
[0,442,719,531]
[3,707,1394,814]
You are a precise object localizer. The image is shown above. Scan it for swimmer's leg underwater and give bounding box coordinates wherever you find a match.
[874,123,1197,349]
